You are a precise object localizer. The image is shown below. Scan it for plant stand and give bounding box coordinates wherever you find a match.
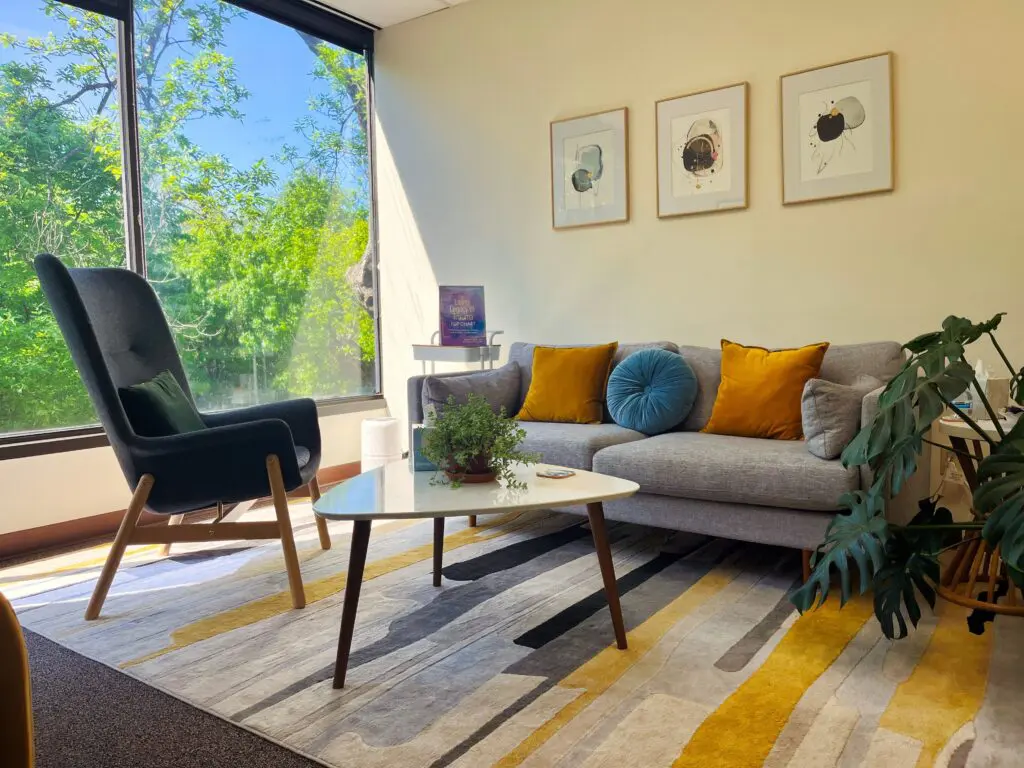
[936,414,1024,615]
[938,538,1024,616]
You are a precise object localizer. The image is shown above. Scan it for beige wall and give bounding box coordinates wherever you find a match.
[374,0,1024,436]
[0,407,383,537]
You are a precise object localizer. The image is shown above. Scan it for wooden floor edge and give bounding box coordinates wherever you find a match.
[0,461,361,563]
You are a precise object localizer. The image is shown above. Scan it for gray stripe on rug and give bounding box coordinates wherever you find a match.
[229,523,637,723]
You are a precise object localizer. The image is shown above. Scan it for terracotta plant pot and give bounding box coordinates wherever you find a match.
[445,453,497,484]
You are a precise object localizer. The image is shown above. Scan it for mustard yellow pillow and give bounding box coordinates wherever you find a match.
[517,343,618,424]
[702,339,829,440]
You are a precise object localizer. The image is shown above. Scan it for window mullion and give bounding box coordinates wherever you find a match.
[117,2,147,277]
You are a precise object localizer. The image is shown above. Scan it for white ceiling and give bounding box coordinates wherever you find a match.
[319,0,475,28]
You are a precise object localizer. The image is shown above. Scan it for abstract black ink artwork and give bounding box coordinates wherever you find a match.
[808,96,866,174]
[679,118,723,189]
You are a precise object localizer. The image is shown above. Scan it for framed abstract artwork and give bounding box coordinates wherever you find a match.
[656,82,747,218]
[781,52,894,205]
[550,107,629,229]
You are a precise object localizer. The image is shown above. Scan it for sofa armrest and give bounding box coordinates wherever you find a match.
[859,385,932,526]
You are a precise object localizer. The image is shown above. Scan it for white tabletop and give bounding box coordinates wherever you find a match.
[937,412,1019,441]
[313,462,639,521]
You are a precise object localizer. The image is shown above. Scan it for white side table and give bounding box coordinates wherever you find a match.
[412,330,504,375]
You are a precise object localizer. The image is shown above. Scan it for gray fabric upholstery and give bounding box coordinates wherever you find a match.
[520,422,645,470]
[408,370,474,426]
[593,432,858,511]
[599,493,836,551]
[421,365,520,419]
[819,341,904,384]
[405,337,912,554]
[677,345,722,431]
[508,341,680,415]
[802,375,880,460]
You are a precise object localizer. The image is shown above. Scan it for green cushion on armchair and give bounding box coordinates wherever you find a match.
[119,370,206,437]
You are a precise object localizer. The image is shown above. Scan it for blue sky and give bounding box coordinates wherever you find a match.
[2,0,361,188]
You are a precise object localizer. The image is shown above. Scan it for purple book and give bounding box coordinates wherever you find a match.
[439,286,486,347]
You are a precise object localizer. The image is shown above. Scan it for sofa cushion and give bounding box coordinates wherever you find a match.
[819,341,903,384]
[701,340,829,440]
[520,422,646,470]
[508,341,680,413]
[607,348,697,435]
[678,345,722,431]
[678,341,904,432]
[422,365,520,419]
[802,375,881,460]
[517,343,618,424]
[592,432,858,511]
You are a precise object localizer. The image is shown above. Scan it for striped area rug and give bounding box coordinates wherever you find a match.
[4,501,1022,767]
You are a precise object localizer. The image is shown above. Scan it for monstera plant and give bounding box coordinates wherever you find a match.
[790,314,1024,639]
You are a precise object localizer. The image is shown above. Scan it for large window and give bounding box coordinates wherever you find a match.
[0,2,127,433]
[0,0,376,439]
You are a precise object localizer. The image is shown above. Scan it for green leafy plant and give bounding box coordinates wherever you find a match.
[421,393,539,489]
[790,313,1024,638]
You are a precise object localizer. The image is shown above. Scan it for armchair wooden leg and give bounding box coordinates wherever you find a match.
[309,477,331,551]
[802,549,813,583]
[468,515,477,528]
[85,474,154,621]
[267,456,306,609]
[161,514,185,557]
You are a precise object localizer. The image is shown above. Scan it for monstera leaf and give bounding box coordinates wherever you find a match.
[871,500,954,639]
[842,353,973,498]
[976,418,1024,586]
[790,490,889,612]
[903,313,1004,354]
[793,313,1009,634]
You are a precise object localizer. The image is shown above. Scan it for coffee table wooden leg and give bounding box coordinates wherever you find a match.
[433,517,444,587]
[333,519,371,689]
[586,502,627,650]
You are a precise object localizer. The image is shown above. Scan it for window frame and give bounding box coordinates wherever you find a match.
[2,0,382,456]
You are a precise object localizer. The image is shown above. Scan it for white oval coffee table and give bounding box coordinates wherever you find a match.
[314,461,639,688]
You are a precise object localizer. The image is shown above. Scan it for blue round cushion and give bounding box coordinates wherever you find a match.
[606,348,697,435]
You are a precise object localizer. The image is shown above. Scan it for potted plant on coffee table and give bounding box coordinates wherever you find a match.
[422,393,539,489]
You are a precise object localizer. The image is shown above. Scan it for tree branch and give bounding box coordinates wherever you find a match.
[43,81,115,110]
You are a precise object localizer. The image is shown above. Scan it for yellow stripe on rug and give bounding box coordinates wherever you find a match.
[673,593,875,768]
[877,601,992,768]
[496,563,741,768]
[123,512,532,668]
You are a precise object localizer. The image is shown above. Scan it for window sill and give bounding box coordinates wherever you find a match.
[0,393,385,461]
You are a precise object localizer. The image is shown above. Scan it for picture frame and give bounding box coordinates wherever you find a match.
[656,82,748,218]
[550,107,629,230]
[780,52,894,205]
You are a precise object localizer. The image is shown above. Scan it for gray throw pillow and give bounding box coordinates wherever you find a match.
[421,365,521,421]
[802,375,881,460]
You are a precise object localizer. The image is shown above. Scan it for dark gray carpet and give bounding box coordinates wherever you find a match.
[25,628,322,768]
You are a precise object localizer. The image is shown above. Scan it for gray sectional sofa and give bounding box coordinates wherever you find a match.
[407,341,929,553]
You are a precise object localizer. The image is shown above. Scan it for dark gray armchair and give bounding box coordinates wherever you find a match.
[34,253,332,620]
